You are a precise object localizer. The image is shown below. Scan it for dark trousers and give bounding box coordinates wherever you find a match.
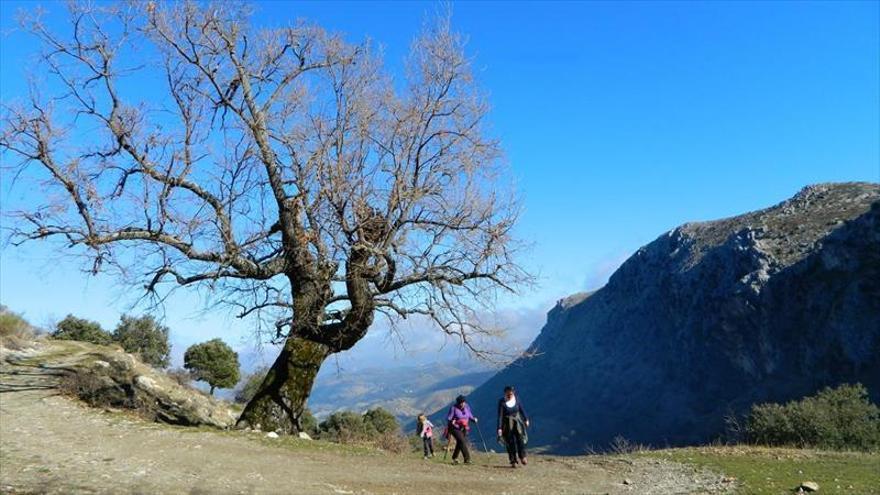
[449,427,470,462]
[422,436,434,456]
[505,429,526,463]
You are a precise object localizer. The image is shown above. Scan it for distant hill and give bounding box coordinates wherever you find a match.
[464,182,880,453]
[309,362,495,422]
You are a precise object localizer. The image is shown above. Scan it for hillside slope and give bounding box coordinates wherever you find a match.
[1,339,236,428]
[466,182,880,453]
[0,341,733,494]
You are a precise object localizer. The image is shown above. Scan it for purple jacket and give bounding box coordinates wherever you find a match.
[447,404,476,429]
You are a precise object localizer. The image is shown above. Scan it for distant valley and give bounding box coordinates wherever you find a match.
[310,362,495,422]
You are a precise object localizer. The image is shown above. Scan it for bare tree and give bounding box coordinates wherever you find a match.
[1,1,530,432]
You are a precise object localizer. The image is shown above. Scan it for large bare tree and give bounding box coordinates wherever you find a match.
[1,1,529,432]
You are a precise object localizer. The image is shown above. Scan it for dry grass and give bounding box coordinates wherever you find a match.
[0,309,37,350]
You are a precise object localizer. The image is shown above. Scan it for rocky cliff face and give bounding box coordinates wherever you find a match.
[466,183,880,453]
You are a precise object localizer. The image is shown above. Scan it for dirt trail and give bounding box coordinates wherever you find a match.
[0,344,729,495]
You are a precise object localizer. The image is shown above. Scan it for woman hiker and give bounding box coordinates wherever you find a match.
[416,414,435,459]
[497,385,530,468]
[446,395,478,465]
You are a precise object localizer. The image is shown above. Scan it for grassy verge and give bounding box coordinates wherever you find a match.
[643,446,879,494]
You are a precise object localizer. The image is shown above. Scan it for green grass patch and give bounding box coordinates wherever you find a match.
[644,446,879,494]
[252,433,385,456]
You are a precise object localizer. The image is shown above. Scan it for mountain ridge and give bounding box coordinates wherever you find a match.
[463,182,880,453]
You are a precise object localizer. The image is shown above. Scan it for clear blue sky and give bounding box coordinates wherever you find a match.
[1,1,878,370]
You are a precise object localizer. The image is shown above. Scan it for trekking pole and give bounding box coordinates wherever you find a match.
[474,421,491,460]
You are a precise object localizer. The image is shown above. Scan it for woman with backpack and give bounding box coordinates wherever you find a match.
[497,385,530,468]
[446,395,478,465]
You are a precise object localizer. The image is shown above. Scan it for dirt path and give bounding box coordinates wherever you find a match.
[0,346,729,495]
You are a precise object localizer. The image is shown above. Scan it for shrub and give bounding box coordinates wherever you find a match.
[56,364,162,421]
[374,430,412,453]
[52,314,111,345]
[319,411,368,443]
[746,383,880,451]
[234,366,269,404]
[317,408,405,449]
[112,315,171,368]
[363,407,400,435]
[0,307,35,348]
[609,435,650,454]
[183,339,240,395]
[0,306,30,336]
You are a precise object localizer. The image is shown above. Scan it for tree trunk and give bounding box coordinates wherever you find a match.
[236,336,330,433]
[209,386,215,396]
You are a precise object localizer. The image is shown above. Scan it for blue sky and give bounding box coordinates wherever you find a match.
[1,1,878,372]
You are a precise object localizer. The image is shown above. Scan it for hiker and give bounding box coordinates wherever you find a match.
[446,395,478,464]
[497,385,530,468]
[416,414,435,459]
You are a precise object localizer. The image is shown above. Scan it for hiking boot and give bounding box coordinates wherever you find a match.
[451,459,460,465]
[510,461,518,468]
[423,456,429,460]
[520,457,528,466]
[464,460,472,465]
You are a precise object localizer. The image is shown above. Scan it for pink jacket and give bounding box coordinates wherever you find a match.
[419,420,434,438]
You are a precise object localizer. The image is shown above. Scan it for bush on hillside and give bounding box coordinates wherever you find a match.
[319,411,368,443]
[746,383,880,451]
[112,315,171,368]
[363,407,400,435]
[0,306,36,349]
[317,408,404,450]
[52,314,112,345]
[58,367,140,411]
[0,307,30,336]
[183,339,240,395]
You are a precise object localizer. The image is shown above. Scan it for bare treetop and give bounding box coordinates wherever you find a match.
[2,1,531,357]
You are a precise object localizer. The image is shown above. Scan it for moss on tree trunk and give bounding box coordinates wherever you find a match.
[236,336,329,433]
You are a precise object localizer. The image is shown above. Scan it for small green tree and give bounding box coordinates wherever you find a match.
[363,407,400,435]
[184,339,241,395]
[112,315,171,368]
[52,315,112,345]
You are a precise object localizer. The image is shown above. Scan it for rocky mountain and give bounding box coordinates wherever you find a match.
[464,182,880,453]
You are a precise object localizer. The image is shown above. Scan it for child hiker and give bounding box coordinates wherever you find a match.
[416,414,435,459]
